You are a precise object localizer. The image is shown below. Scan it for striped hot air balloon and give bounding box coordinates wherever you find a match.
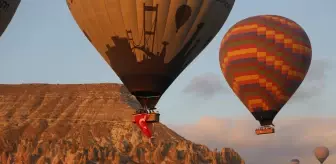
[219,15,312,135]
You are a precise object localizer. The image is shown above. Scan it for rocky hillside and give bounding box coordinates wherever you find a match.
[0,83,245,164]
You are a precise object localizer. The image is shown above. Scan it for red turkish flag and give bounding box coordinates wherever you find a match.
[134,114,152,138]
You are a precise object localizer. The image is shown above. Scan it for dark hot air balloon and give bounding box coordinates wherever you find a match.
[67,0,235,137]
[219,15,312,135]
[290,159,300,164]
[314,146,329,164]
[0,0,20,37]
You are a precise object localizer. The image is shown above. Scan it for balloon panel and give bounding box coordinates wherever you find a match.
[67,0,234,107]
[0,0,20,37]
[219,15,312,124]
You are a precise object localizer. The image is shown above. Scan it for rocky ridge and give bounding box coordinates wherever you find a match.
[0,83,245,164]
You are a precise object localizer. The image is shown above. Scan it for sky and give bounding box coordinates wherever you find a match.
[0,0,336,163]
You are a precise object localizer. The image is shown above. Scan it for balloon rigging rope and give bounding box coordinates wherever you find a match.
[131,13,157,50]
[144,22,157,48]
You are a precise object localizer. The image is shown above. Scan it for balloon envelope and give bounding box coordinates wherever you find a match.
[219,15,312,126]
[290,159,300,164]
[0,0,20,37]
[67,0,235,108]
[314,146,329,163]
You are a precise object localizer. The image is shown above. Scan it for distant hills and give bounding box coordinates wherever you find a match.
[0,83,245,163]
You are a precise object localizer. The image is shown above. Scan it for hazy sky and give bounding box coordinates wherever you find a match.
[0,0,335,163]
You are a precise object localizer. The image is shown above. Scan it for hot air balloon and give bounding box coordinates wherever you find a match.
[219,15,312,135]
[67,0,235,137]
[290,159,300,164]
[314,146,329,164]
[0,0,20,37]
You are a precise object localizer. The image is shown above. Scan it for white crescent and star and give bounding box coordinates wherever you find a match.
[139,116,147,129]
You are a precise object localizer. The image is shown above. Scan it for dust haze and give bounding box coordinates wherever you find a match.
[291,59,331,101]
[183,72,228,99]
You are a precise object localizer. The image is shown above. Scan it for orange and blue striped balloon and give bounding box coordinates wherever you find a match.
[219,15,312,126]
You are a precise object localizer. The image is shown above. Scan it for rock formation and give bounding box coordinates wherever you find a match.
[0,83,245,164]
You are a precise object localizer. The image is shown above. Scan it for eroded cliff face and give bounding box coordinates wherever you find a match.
[0,83,244,164]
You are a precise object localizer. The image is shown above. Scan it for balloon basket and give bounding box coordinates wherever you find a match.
[132,113,160,123]
[255,126,275,135]
[147,113,160,123]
